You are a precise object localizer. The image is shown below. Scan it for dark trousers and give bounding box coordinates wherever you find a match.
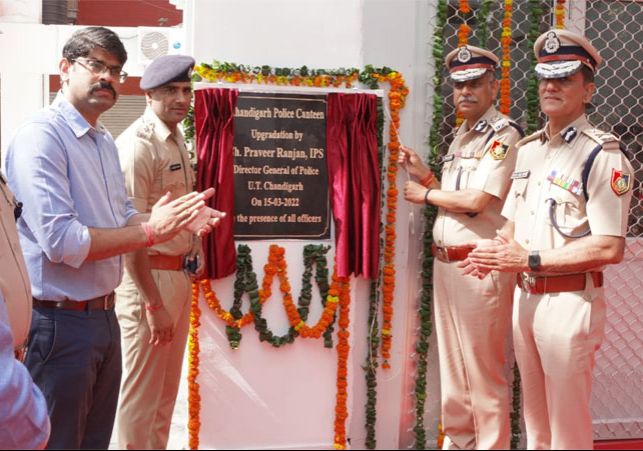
[25,306,122,450]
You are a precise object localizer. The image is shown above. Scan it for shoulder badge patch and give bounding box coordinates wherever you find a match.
[489,140,510,160]
[611,169,631,196]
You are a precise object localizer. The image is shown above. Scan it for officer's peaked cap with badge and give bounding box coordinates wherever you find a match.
[140,55,196,91]
[445,45,500,83]
[534,29,602,79]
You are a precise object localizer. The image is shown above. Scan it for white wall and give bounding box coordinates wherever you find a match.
[188,0,438,449]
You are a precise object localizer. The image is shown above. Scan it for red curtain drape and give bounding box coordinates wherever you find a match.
[194,88,238,280]
[326,93,381,279]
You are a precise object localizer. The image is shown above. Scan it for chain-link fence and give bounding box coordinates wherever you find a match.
[427,0,643,443]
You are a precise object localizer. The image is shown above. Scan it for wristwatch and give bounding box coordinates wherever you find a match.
[528,250,541,272]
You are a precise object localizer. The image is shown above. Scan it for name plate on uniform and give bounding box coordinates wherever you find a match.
[233,92,331,240]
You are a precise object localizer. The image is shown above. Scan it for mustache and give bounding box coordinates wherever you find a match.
[458,96,478,104]
[90,81,116,98]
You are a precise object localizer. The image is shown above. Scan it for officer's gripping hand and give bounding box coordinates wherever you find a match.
[399,146,432,181]
[146,306,174,346]
[404,181,430,204]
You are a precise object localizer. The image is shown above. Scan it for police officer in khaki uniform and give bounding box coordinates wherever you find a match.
[466,30,634,449]
[115,55,207,450]
[0,173,31,360]
[0,172,50,447]
[400,46,523,449]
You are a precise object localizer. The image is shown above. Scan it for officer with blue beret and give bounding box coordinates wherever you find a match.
[115,54,221,450]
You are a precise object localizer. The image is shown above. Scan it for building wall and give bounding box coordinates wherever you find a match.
[76,0,182,27]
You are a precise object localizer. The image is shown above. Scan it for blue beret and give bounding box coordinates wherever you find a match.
[140,55,196,90]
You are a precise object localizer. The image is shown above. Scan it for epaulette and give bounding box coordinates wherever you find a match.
[490,117,510,132]
[135,121,155,141]
[487,116,525,139]
[582,128,621,151]
[515,131,542,149]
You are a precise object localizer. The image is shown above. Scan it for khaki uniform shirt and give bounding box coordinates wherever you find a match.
[117,108,196,257]
[433,106,523,247]
[0,172,32,349]
[503,115,634,253]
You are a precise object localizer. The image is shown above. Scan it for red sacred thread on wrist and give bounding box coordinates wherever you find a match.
[146,301,164,312]
[420,171,435,187]
[141,222,155,247]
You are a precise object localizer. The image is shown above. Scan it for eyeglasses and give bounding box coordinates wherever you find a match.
[72,57,128,83]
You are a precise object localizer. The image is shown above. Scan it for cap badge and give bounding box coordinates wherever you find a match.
[611,169,631,196]
[457,46,472,63]
[544,31,561,54]
[187,67,194,78]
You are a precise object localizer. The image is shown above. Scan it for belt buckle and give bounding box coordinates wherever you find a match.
[14,342,28,363]
[520,272,537,294]
[437,247,450,263]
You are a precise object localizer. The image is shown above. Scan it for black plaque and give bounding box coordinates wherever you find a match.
[233,92,330,240]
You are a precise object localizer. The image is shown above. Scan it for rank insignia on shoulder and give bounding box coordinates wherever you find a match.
[611,169,631,196]
[489,140,510,160]
[136,123,154,140]
[443,154,455,163]
[170,163,182,171]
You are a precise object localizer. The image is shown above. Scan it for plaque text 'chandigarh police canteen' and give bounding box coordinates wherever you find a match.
[233,92,330,240]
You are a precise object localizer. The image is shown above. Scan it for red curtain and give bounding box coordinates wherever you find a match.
[194,88,238,280]
[327,93,381,279]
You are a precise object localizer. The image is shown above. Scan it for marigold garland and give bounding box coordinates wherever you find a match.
[499,0,514,115]
[186,61,409,446]
[200,246,259,349]
[362,70,408,370]
[555,0,566,29]
[188,281,202,450]
[414,0,446,447]
[333,275,352,450]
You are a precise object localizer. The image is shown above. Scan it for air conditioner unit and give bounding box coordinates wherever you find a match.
[137,27,184,66]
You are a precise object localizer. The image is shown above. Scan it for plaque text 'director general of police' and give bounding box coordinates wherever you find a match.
[233,92,331,240]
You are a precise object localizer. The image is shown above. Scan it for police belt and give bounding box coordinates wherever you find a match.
[148,255,185,271]
[517,271,603,295]
[33,292,116,311]
[432,243,474,263]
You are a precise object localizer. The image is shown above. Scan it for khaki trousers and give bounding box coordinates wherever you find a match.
[513,281,606,450]
[434,260,514,450]
[115,267,192,450]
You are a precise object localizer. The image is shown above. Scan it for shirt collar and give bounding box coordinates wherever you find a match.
[143,107,182,144]
[542,114,591,146]
[51,91,96,139]
[456,105,498,136]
